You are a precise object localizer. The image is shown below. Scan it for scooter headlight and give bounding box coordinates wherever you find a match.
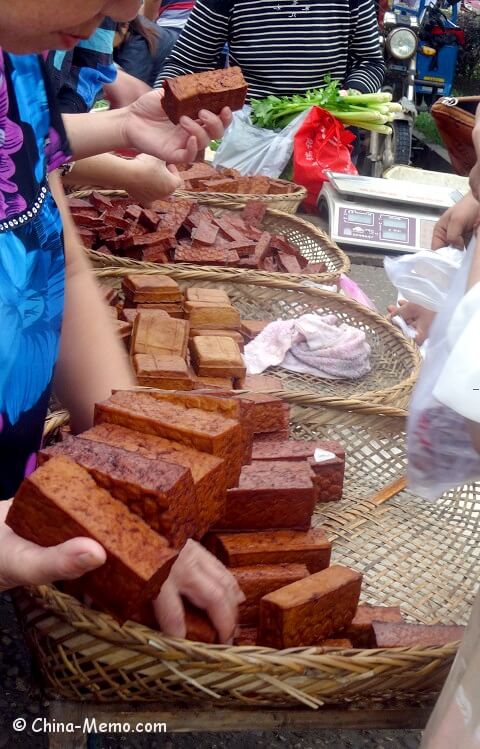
[386,27,417,60]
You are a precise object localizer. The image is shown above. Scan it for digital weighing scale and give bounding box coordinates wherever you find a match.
[318,172,468,254]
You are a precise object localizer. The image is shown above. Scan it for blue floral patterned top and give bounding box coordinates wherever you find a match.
[0,50,70,499]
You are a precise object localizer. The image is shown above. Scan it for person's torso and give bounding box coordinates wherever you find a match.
[157,0,195,27]
[0,51,68,499]
[228,0,355,98]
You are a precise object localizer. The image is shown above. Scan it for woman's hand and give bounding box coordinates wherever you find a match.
[431,192,480,251]
[0,499,106,593]
[123,154,183,205]
[387,299,436,346]
[122,89,232,165]
[153,539,245,643]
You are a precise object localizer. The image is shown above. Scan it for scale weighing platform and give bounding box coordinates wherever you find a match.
[318,172,467,254]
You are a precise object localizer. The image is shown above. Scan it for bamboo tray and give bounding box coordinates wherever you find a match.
[174,181,307,214]
[94,267,420,411]
[71,189,349,288]
[13,403,477,706]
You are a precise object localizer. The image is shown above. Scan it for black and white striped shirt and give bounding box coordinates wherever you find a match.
[154,0,385,99]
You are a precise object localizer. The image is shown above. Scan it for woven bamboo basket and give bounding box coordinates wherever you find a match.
[13,403,477,707]
[94,267,420,410]
[173,181,308,214]
[70,189,349,288]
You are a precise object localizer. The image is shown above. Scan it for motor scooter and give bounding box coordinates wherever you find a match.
[366,0,462,175]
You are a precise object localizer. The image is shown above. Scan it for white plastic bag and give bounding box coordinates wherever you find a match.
[407,239,480,500]
[384,246,463,312]
[213,106,309,178]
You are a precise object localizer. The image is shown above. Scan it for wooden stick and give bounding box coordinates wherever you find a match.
[371,476,407,506]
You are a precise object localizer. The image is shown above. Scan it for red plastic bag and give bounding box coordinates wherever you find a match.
[293,106,357,209]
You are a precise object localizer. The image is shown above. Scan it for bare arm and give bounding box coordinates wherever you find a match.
[50,171,135,434]
[62,153,182,205]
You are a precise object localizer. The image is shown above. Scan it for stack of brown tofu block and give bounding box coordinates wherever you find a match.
[69,192,326,275]
[109,274,283,392]
[6,386,465,650]
[176,162,299,196]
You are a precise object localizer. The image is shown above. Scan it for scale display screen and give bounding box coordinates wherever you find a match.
[381,228,408,241]
[383,216,408,230]
[346,211,373,225]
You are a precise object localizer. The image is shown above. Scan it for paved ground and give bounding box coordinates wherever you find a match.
[0,254,420,749]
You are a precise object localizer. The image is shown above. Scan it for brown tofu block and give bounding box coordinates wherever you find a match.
[278,253,303,274]
[185,287,231,305]
[204,528,331,573]
[90,191,114,211]
[184,601,219,643]
[133,354,194,391]
[191,221,219,245]
[122,274,182,303]
[341,605,403,648]
[145,390,254,473]
[247,176,271,195]
[217,460,315,532]
[95,390,242,486]
[191,336,246,379]
[308,454,345,504]
[241,320,270,340]
[258,565,363,649]
[162,67,247,124]
[194,375,234,390]
[119,308,140,325]
[239,393,289,435]
[243,200,267,228]
[232,563,309,625]
[372,622,465,649]
[234,626,258,646]
[6,457,177,622]
[38,437,197,548]
[252,439,344,463]
[131,314,189,358]
[197,177,238,193]
[254,429,290,443]
[190,328,244,352]
[302,262,328,275]
[178,163,218,185]
[241,374,283,393]
[253,233,272,266]
[175,243,230,266]
[317,638,353,648]
[82,423,227,538]
[124,204,143,221]
[77,228,97,247]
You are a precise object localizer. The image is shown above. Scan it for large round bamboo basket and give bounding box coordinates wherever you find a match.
[13,403,476,707]
[70,189,350,288]
[174,182,307,214]
[94,267,420,411]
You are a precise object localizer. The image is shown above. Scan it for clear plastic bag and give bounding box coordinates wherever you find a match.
[384,247,463,312]
[407,239,480,500]
[213,106,310,178]
[421,587,480,749]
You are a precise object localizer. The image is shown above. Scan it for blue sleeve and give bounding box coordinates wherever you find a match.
[46,18,117,113]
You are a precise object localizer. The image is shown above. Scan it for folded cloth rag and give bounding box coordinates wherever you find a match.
[244,313,371,379]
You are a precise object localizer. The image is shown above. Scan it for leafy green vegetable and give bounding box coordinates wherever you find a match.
[250,76,396,135]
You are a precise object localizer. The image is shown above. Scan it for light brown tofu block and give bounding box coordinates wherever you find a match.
[135,302,185,319]
[194,375,234,390]
[122,274,182,303]
[190,328,244,352]
[258,565,362,648]
[131,313,189,358]
[185,302,241,330]
[133,354,194,390]
[191,336,246,379]
[185,287,231,305]
[242,374,284,393]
